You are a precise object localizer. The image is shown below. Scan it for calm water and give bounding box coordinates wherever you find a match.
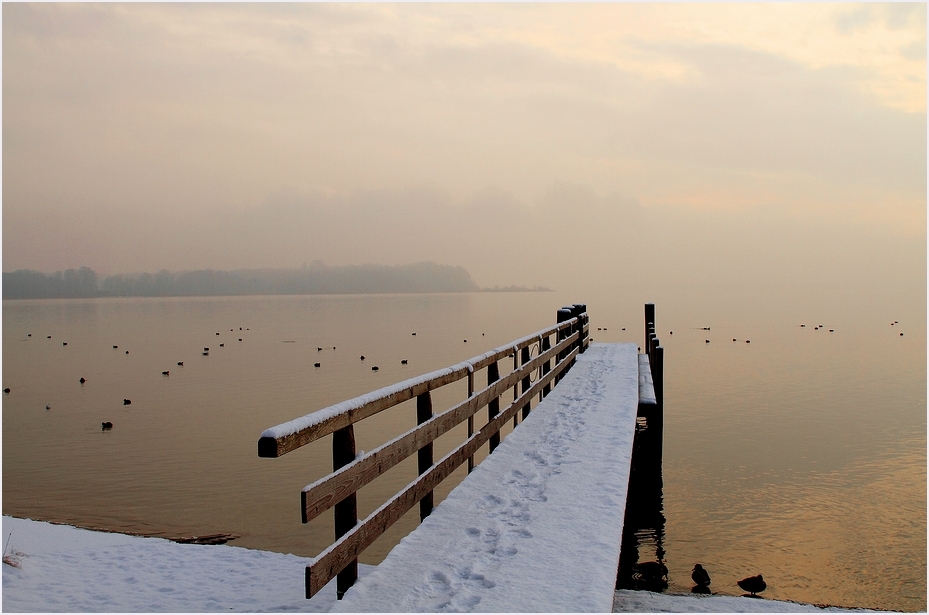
[3,290,925,611]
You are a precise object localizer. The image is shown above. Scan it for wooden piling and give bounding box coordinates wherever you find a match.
[417,392,434,520]
[644,303,655,350]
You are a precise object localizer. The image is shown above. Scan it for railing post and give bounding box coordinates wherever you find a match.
[512,351,519,428]
[487,361,501,452]
[540,335,552,399]
[556,307,573,384]
[330,425,358,600]
[520,345,531,420]
[467,368,475,473]
[417,391,434,521]
[573,304,588,353]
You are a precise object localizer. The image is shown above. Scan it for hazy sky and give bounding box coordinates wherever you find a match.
[3,3,926,293]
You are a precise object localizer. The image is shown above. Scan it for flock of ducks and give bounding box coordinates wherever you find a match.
[11,325,439,431]
[634,561,766,598]
[690,563,766,597]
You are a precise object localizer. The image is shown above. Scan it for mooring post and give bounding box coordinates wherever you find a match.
[330,425,358,599]
[417,391,434,520]
[520,345,531,419]
[644,303,656,351]
[487,361,501,452]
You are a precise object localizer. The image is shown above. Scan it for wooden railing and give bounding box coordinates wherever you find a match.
[644,302,663,408]
[258,305,590,599]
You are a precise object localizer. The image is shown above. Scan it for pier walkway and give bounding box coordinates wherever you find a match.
[259,304,665,610]
[332,342,642,612]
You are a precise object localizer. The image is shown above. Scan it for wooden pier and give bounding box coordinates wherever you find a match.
[258,304,664,610]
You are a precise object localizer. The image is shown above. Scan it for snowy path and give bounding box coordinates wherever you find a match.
[333,342,640,613]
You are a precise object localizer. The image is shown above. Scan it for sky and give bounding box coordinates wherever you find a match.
[2,3,926,293]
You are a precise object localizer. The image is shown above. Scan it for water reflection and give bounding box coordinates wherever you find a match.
[616,401,666,592]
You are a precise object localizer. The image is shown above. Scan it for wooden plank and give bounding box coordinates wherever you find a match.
[637,353,657,406]
[258,367,469,458]
[300,332,579,523]
[305,346,579,597]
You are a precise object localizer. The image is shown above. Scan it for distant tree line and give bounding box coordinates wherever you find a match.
[2,266,100,299]
[2,262,484,299]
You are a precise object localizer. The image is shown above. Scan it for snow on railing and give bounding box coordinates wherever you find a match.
[257,304,590,600]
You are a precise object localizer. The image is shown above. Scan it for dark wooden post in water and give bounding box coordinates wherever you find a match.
[644,303,656,352]
[330,426,358,599]
[487,360,501,452]
[652,345,664,408]
[520,345,531,420]
[644,303,663,409]
[417,391,434,520]
[618,303,666,592]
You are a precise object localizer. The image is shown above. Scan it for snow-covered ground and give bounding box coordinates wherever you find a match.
[1,515,358,612]
[1,516,879,612]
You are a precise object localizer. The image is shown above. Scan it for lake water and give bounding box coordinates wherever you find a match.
[2,290,925,611]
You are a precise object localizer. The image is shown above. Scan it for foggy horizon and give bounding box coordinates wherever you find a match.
[3,3,926,296]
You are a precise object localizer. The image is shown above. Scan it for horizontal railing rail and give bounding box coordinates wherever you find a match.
[258,319,581,459]
[258,304,590,599]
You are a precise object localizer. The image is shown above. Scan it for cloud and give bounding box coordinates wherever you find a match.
[2,3,924,288]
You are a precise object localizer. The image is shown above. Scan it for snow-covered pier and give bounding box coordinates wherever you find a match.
[258,304,664,611]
